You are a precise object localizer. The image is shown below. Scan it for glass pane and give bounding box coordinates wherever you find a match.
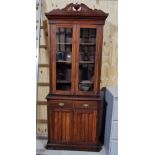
[78,28,96,92]
[56,28,72,91]
[56,28,72,43]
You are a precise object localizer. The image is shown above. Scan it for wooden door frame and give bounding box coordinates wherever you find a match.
[50,24,76,95]
[50,23,103,96]
[74,24,101,96]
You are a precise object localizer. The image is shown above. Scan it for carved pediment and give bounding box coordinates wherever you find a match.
[45,3,108,20]
[62,3,94,12]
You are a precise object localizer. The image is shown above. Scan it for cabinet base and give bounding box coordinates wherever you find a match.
[46,143,102,152]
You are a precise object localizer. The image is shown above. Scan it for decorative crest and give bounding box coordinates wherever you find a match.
[45,3,108,20]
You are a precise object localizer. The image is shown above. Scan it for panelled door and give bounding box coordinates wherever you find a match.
[49,109,73,144]
[73,109,98,144]
[49,107,98,144]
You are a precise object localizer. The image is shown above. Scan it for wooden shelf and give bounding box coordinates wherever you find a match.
[57,80,71,83]
[56,43,72,45]
[79,81,93,84]
[56,60,71,63]
[80,43,96,45]
[56,32,71,35]
[79,61,94,64]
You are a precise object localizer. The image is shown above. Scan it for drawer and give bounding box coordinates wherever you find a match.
[74,101,98,109]
[48,100,73,108]
[111,121,118,140]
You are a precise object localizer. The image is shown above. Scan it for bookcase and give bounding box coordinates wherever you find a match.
[45,3,108,151]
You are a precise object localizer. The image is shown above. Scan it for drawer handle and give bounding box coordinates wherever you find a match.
[83,103,89,108]
[58,103,64,107]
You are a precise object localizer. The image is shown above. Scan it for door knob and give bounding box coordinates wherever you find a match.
[83,103,89,108]
[58,102,64,107]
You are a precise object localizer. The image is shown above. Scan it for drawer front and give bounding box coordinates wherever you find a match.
[74,101,98,109]
[48,100,73,108]
[111,121,118,140]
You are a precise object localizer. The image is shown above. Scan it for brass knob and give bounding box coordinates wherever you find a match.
[58,102,64,107]
[83,104,89,108]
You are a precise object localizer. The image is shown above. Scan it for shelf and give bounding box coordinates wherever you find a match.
[56,43,72,45]
[57,80,71,83]
[79,61,94,64]
[80,43,96,45]
[56,32,71,35]
[79,81,93,84]
[56,60,71,63]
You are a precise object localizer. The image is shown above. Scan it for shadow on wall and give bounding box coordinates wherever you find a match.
[101,21,118,88]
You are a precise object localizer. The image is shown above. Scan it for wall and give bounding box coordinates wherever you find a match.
[37,0,118,135]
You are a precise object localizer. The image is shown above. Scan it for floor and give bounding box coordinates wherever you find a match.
[36,139,106,155]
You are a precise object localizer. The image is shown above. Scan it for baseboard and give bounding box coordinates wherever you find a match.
[46,143,102,152]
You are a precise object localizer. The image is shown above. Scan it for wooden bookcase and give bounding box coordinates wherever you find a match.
[45,3,108,151]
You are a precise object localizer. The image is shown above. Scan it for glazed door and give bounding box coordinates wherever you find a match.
[49,109,73,144]
[75,25,98,95]
[51,25,76,94]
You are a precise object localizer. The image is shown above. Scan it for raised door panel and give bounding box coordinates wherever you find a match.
[73,110,98,144]
[49,109,73,144]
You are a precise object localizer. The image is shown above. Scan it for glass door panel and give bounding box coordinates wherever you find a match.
[56,27,72,91]
[78,28,96,92]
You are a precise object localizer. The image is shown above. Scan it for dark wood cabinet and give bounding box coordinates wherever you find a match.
[45,3,108,151]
